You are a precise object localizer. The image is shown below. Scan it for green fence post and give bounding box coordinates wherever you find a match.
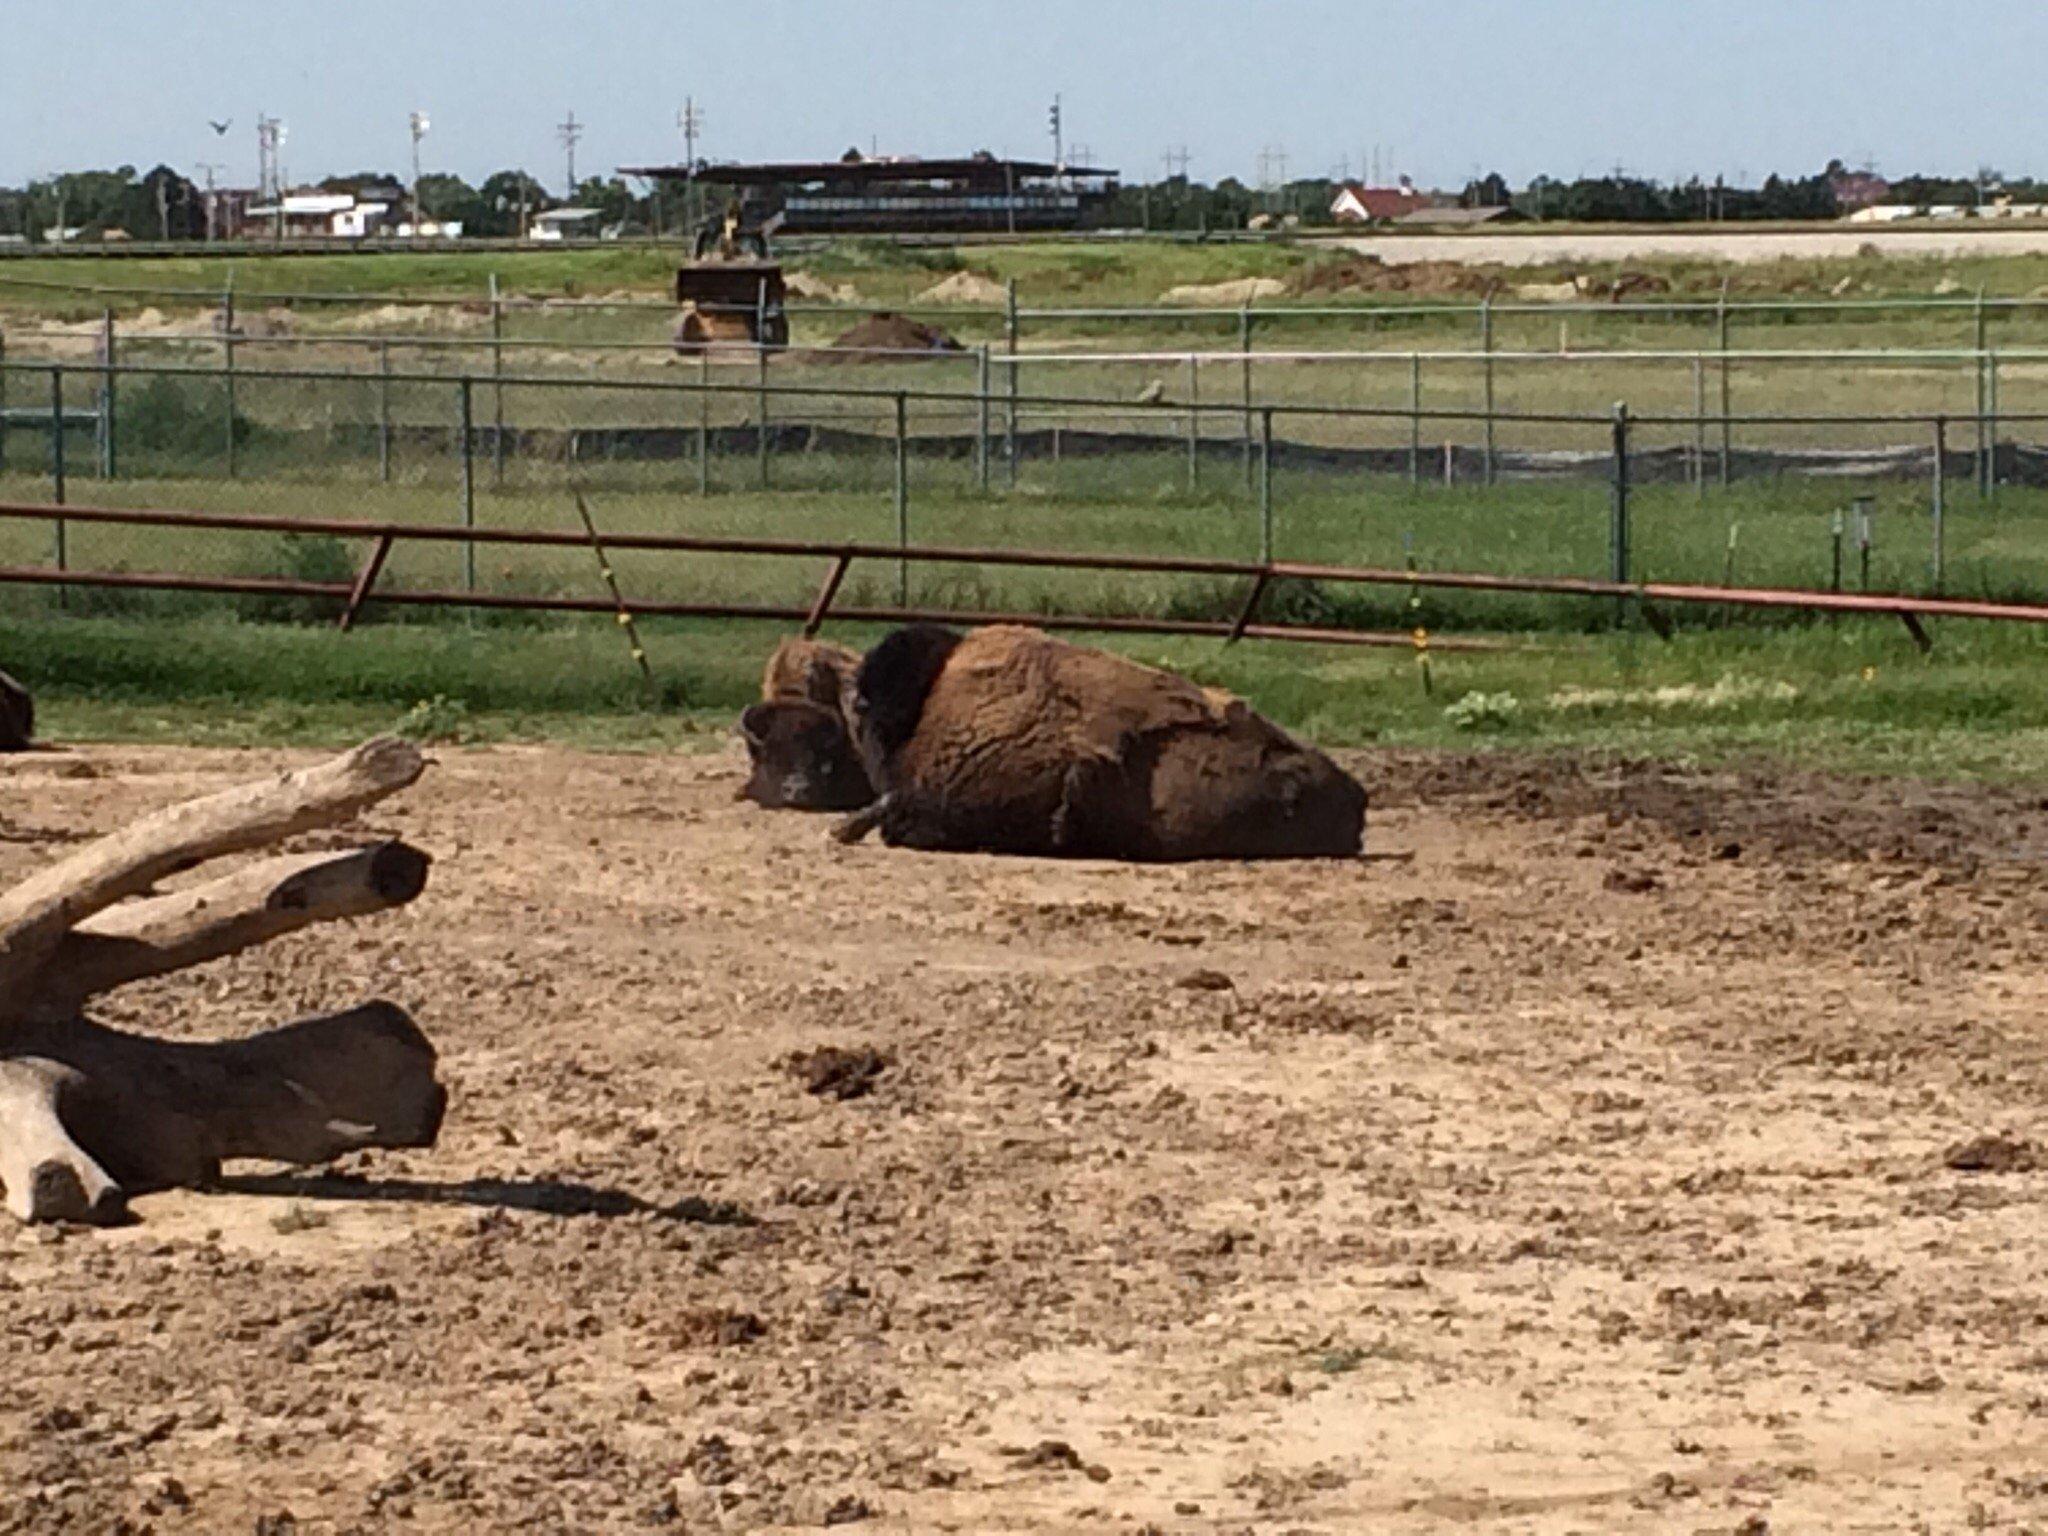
[757,328,771,491]
[698,350,711,495]
[976,343,991,493]
[49,365,67,510]
[1186,351,1199,492]
[490,272,507,486]
[1005,278,1019,488]
[0,330,8,476]
[1408,351,1421,486]
[1715,277,1731,486]
[378,339,393,482]
[1480,289,1496,486]
[459,377,476,593]
[1258,406,1274,563]
[1987,350,2001,498]
[1239,303,1254,491]
[1610,401,1631,594]
[1931,414,1946,594]
[99,309,116,479]
[894,390,910,606]
[222,291,238,480]
[1692,354,1706,499]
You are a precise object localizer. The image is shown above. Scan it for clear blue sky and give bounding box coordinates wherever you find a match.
[4,0,2042,193]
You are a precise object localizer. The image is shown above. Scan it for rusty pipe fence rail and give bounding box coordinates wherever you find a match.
[6,500,2047,653]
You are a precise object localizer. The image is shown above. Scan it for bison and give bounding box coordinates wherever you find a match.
[738,625,1366,861]
[735,637,874,810]
[0,669,31,753]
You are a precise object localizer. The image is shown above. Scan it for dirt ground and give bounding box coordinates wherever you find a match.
[3,741,2046,1534]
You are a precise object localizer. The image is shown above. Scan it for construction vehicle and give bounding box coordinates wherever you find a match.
[673,200,789,353]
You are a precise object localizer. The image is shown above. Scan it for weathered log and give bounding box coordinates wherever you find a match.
[0,738,446,1226]
[0,736,422,1004]
[0,669,30,753]
[20,841,430,1024]
[0,1003,444,1225]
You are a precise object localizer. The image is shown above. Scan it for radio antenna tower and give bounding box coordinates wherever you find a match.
[558,109,584,195]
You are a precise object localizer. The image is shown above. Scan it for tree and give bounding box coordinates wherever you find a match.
[478,169,550,236]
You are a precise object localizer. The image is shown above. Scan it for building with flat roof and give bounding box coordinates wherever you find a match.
[619,151,1120,234]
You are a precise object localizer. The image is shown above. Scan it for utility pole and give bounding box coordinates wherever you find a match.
[1048,94,1063,177]
[256,116,286,240]
[558,109,583,198]
[196,162,223,241]
[409,111,430,235]
[678,97,703,231]
[1162,145,1190,181]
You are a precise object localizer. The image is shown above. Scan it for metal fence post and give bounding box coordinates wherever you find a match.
[1258,406,1274,563]
[894,390,909,606]
[1931,414,1946,594]
[698,350,711,495]
[1186,351,1199,492]
[1239,304,1254,491]
[1691,354,1706,499]
[1609,401,1631,592]
[0,330,8,476]
[1408,351,1421,486]
[1987,349,2001,497]
[459,377,476,593]
[490,272,506,485]
[49,365,67,511]
[222,291,238,480]
[378,338,393,482]
[756,341,771,491]
[99,309,116,479]
[1715,277,1731,486]
[1004,279,1019,488]
[1480,289,1496,486]
[976,343,991,492]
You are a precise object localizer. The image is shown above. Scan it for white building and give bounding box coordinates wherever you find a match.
[528,207,601,242]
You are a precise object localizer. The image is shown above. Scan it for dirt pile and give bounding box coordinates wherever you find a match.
[1283,257,1496,298]
[822,312,964,361]
[1159,276,1288,305]
[915,270,1008,306]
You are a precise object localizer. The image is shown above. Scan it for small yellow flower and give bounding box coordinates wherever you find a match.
[1861,665,1877,682]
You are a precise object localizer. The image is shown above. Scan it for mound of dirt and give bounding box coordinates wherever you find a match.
[915,270,1008,306]
[1159,276,1288,305]
[785,270,861,303]
[822,312,963,362]
[1283,258,1494,298]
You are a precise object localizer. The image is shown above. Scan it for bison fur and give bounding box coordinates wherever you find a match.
[0,669,31,753]
[838,625,1365,861]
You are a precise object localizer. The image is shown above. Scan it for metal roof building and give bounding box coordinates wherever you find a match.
[618,152,1120,234]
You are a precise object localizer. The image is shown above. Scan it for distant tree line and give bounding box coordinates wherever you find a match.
[0,160,2039,242]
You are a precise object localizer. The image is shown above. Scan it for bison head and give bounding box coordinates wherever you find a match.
[737,699,874,811]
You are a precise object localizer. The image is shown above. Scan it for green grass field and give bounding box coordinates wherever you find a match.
[9,610,2047,785]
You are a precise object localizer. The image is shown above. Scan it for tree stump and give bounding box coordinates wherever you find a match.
[0,737,447,1225]
[0,669,30,752]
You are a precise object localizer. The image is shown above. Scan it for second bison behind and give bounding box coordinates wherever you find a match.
[740,625,1365,861]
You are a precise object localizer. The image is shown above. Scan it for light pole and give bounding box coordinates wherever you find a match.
[409,111,431,235]
[678,97,703,233]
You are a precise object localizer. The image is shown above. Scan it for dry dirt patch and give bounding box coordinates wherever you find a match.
[0,742,2044,1532]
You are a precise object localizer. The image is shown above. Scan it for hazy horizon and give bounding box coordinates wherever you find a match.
[4,1,2042,194]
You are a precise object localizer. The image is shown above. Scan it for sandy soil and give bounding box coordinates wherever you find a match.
[2,741,2046,1533]
[1337,226,2048,267]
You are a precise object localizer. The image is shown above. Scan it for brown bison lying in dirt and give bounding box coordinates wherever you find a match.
[740,625,1365,861]
[0,669,31,752]
[736,638,874,810]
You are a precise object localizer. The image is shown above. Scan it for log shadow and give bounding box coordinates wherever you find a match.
[216,1171,757,1225]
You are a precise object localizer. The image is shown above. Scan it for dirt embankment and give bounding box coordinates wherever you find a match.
[1,742,2044,1531]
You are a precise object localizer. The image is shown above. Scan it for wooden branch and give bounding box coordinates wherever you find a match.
[0,1058,123,1224]
[18,841,430,1024]
[0,1003,444,1225]
[0,737,423,999]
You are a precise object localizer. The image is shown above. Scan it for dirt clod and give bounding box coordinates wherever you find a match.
[1944,1134,2039,1173]
[786,1046,889,1100]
